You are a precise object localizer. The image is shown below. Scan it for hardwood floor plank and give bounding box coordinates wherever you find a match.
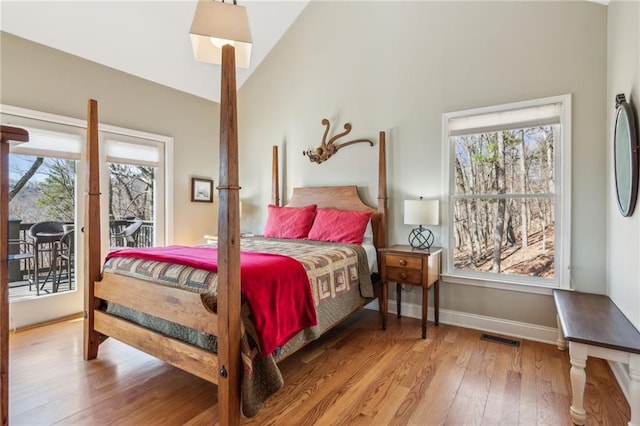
[500,369,523,425]
[480,343,517,425]
[342,337,435,422]
[445,348,489,425]
[8,310,631,425]
[517,339,539,424]
[272,326,400,425]
[406,327,479,425]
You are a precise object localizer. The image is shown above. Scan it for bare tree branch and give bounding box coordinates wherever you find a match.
[9,157,44,201]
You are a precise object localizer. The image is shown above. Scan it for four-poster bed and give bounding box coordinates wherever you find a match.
[83,99,389,423]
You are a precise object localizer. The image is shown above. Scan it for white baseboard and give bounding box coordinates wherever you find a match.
[365,300,558,345]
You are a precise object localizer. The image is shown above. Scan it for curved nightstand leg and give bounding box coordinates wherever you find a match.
[434,280,439,326]
[422,284,428,339]
[381,280,387,330]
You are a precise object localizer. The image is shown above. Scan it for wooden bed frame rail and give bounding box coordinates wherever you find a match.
[83,97,388,425]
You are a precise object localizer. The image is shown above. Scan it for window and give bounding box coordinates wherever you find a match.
[2,104,173,303]
[104,135,165,248]
[442,95,571,289]
[8,128,80,299]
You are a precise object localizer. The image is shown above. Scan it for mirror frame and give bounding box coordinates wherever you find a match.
[614,93,639,217]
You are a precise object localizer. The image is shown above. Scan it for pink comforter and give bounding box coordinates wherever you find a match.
[106,245,317,355]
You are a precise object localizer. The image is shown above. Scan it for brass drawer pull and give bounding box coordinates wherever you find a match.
[399,259,407,266]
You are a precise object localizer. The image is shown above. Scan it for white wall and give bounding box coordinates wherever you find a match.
[1,32,225,327]
[238,1,608,327]
[607,0,640,327]
[0,1,614,330]
[0,32,221,246]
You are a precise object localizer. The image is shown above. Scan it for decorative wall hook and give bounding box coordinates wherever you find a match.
[303,118,373,164]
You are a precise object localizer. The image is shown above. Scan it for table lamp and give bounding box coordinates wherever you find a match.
[404,198,439,249]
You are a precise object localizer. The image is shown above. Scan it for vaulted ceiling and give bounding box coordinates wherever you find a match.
[0,1,308,103]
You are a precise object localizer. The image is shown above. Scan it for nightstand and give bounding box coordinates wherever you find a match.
[379,245,442,339]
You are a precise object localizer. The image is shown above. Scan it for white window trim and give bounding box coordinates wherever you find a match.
[441,94,572,293]
[0,103,174,247]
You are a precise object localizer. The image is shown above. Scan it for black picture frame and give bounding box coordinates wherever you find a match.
[191,177,213,203]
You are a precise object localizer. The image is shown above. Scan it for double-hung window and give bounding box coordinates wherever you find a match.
[442,95,571,290]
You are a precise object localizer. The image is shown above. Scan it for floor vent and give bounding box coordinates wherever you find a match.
[480,333,520,347]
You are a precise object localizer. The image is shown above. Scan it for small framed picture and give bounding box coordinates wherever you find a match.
[191,177,213,203]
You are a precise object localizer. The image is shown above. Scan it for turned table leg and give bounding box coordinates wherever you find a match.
[569,342,587,425]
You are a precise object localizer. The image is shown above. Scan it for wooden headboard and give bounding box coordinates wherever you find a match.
[287,185,384,250]
[271,131,388,251]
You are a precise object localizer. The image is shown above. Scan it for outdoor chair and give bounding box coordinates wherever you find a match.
[111,219,143,248]
[7,239,34,289]
[28,221,65,294]
[55,229,74,292]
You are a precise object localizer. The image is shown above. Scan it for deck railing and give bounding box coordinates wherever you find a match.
[8,219,154,285]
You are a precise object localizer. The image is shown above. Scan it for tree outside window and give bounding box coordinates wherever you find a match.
[452,127,555,278]
[444,95,570,288]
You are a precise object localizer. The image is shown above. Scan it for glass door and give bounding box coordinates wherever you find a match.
[4,119,85,328]
[9,154,77,298]
[2,105,172,328]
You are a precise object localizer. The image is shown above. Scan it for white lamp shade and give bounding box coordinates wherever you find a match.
[190,0,252,68]
[404,199,439,226]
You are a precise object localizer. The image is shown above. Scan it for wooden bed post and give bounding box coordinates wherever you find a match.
[217,44,242,426]
[377,131,388,331]
[0,130,8,426]
[1,125,29,426]
[377,131,388,250]
[271,145,279,206]
[84,99,103,360]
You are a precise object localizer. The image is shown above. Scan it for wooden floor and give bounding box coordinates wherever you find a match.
[9,310,630,425]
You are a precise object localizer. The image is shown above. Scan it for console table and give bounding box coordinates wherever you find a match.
[554,289,640,425]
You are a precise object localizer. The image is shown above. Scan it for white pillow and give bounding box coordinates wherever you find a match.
[362,219,374,245]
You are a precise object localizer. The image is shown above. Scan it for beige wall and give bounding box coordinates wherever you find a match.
[607,0,640,326]
[0,1,613,330]
[238,1,608,327]
[0,32,220,245]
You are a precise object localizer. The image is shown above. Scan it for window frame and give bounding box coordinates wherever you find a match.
[1,103,174,252]
[441,94,572,293]
[102,130,168,248]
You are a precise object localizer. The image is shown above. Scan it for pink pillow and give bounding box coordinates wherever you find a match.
[308,209,373,244]
[263,204,317,239]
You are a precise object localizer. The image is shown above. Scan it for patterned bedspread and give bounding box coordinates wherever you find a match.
[104,237,373,302]
[102,237,374,417]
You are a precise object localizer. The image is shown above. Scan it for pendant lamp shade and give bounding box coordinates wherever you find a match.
[189,0,252,68]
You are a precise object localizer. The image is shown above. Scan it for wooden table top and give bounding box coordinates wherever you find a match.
[554,289,640,354]
[379,245,442,255]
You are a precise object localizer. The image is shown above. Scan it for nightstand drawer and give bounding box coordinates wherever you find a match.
[384,254,422,270]
[387,267,422,285]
